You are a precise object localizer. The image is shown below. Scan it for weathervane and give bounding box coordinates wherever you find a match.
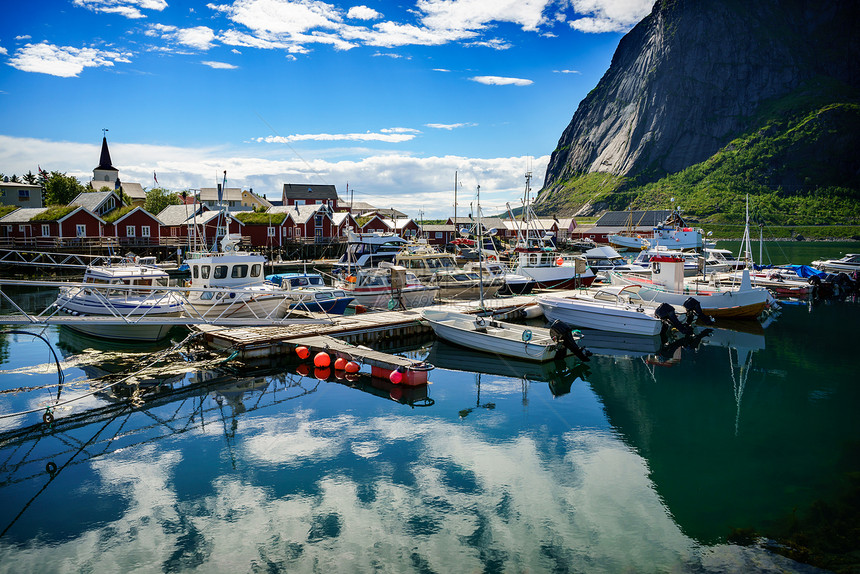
[102,128,109,138]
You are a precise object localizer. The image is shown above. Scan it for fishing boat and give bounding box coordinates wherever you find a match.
[536,284,691,336]
[394,245,502,299]
[650,208,706,250]
[609,255,771,319]
[53,257,184,342]
[811,253,860,274]
[584,246,650,274]
[607,207,650,252]
[334,262,438,309]
[265,272,354,314]
[182,235,293,320]
[333,231,408,273]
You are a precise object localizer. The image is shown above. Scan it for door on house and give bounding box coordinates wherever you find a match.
[314,228,323,243]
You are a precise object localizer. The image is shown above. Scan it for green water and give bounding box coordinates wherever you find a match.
[716,240,858,266]
[0,252,857,571]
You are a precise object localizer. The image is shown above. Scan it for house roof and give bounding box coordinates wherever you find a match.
[157,204,203,226]
[71,190,120,213]
[344,200,376,212]
[282,183,338,201]
[95,136,117,172]
[120,182,146,200]
[331,212,355,226]
[268,203,332,224]
[594,210,672,228]
[112,206,163,226]
[198,187,244,203]
[0,207,44,223]
[0,182,42,190]
[58,206,106,224]
[420,224,454,232]
[363,207,407,219]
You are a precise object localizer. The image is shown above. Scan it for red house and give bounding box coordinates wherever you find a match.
[107,206,163,246]
[269,203,338,242]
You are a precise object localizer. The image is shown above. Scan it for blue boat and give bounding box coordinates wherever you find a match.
[266,272,355,314]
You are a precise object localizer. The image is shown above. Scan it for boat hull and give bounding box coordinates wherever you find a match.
[61,320,176,342]
[183,292,292,319]
[346,286,438,309]
[537,296,664,336]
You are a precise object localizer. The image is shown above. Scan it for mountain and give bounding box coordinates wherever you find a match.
[537,0,860,222]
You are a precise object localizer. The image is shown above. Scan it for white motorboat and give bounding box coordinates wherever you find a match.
[463,261,536,295]
[334,231,408,273]
[511,247,596,289]
[703,248,745,271]
[610,254,771,319]
[421,308,590,363]
[650,209,705,250]
[265,272,355,314]
[811,253,860,274]
[632,247,722,277]
[395,246,502,299]
[584,246,650,274]
[334,263,438,310]
[536,284,690,336]
[182,235,293,320]
[53,257,184,342]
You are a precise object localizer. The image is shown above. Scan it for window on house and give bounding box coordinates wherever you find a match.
[18,225,26,233]
[42,224,50,237]
[295,227,302,237]
[126,226,135,237]
[435,232,443,239]
[76,224,86,237]
[141,226,150,237]
[267,227,275,237]
[18,190,29,201]
[217,226,226,237]
[315,213,324,226]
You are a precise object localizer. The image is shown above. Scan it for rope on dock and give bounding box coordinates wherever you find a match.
[0,330,212,420]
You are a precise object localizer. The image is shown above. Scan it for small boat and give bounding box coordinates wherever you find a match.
[650,208,705,250]
[811,253,860,274]
[334,262,438,310]
[610,255,771,319]
[584,246,650,274]
[536,284,690,336]
[421,308,590,363]
[395,246,502,299]
[53,256,184,342]
[266,272,354,314]
[463,261,536,295]
[510,247,596,289]
[182,235,293,320]
[607,207,651,252]
[334,231,408,273]
[703,248,745,271]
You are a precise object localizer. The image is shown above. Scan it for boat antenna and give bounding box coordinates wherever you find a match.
[477,184,484,311]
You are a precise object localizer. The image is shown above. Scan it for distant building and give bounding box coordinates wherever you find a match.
[0,180,43,208]
[282,183,339,210]
[70,190,122,218]
[198,187,271,210]
[90,135,147,206]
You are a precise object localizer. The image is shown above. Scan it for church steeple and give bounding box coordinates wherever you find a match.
[95,134,117,172]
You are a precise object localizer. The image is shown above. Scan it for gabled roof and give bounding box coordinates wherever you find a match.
[189,210,222,226]
[157,204,204,226]
[199,187,244,203]
[420,224,455,232]
[268,203,332,224]
[386,218,416,230]
[0,207,44,223]
[120,182,146,200]
[282,183,338,201]
[57,206,106,224]
[111,206,163,226]
[344,200,375,212]
[594,210,672,228]
[70,190,121,213]
[331,212,355,226]
[364,207,406,219]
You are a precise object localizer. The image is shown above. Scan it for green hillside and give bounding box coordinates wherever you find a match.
[537,85,860,231]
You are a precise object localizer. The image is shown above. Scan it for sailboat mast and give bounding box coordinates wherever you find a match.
[477,184,484,310]
[454,171,458,236]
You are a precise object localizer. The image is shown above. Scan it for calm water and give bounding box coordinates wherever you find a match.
[0,244,857,573]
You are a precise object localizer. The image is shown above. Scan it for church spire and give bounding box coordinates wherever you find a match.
[95,130,117,172]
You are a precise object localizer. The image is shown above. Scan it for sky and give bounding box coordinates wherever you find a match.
[0,0,653,218]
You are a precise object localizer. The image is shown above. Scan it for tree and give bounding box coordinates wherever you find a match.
[44,171,85,206]
[144,187,181,215]
[23,171,37,185]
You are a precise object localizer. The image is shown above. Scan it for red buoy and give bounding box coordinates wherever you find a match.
[314,367,330,380]
[345,361,360,374]
[296,363,310,376]
[556,257,564,266]
[295,346,310,359]
[389,368,403,384]
[334,357,348,371]
[314,352,331,368]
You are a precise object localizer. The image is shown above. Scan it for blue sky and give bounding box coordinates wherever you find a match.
[0,0,652,218]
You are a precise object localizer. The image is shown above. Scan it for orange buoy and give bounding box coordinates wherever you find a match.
[334,357,348,370]
[389,387,403,401]
[389,368,403,384]
[345,372,360,382]
[314,352,331,368]
[344,361,360,374]
[556,257,564,266]
[314,367,331,380]
[295,346,310,359]
[353,305,367,314]
[296,363,310,376]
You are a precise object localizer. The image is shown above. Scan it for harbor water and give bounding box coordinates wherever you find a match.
[0,243,858,572]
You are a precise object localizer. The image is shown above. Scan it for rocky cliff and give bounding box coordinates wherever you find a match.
[538,0,860,214]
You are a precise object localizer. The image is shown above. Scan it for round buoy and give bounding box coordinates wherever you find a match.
[314,352,331,368]
[345,361,360,374]
[314,367,331,380]
[334,357,348,370]
[389,368,404,385]
[296,363,310,376]
[389,387,403,401]
[43,411,54,425]
[45,461,57,474]
[295,346,310,360]
[345,373,360,382]
[556,257,564,266]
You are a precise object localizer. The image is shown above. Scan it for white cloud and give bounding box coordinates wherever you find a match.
[0,45,6,56]
[554,69,581,74]
[202,60,238,69]
[347,5,380,20]
[15,35,32,41]
[256,131,418,143]
[73,0,168,19]
[150,25,217,50]
[425,122,476,130]
[470,75,533,86]
[433,68,450,72]
[372,51,409,59]
[7,42,132,78]
[569,0,652,33]
[380,127,421,134]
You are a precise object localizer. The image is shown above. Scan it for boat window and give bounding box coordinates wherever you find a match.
[251,264,261,277]
[232,265,249,278]
[201,265,210,279]
[156,278,168,287]
[201,291,214,300]
[214,265,228,279]
[332,290,346,297]
[309,277,323,286]
[193,265,199,279]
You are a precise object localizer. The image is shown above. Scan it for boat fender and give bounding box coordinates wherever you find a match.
[549,320,592,362]
[556,257,564,266]
[46,461,58,475]
[654,303,693,335]
[682,297,714,325]
[43,411,54,425]
[522,329,532,342]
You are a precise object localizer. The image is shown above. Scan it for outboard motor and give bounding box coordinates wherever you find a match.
[654,303,693,335]
[549,320,592,362]
[683,297,715,325]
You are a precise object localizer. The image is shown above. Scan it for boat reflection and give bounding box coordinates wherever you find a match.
[423,339,590,397]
